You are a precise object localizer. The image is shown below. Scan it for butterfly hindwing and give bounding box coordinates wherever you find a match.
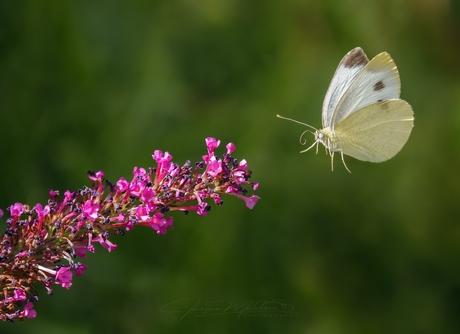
[329,51,401,131]
[322,47,369,128]
[334,99,414,162]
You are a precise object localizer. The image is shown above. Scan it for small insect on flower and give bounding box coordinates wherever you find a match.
[277,47,414,172]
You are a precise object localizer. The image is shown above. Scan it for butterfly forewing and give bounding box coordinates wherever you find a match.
[322,47,369,128]
[329,52,401,131]
[334,99,414,162]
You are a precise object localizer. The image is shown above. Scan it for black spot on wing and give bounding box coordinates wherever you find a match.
[343,48,369,68]
[374,80,385,91]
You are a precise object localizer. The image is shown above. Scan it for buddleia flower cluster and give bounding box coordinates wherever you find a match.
[0,137,260,322]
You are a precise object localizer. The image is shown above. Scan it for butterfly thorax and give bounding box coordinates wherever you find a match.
[315,127,339,152]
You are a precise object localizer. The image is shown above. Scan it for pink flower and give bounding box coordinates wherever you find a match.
[145,202,157,213]
[89,170,104,182]
[135,205,150,222]
[0,209,3,219]
[238,159,248,170]
[14,290,27,301]
[195,201,209,216]
[202,153,213,164]
[75,246,87,258]
[231,194,261,209]
[124,219,134,231]
[152,150,163,163]
[150,212,173,234]
[117,177,130,192]
[56,267,73,289]
[133,167,146,177]
[82,200,99,222]
[64,190,74,202]
[92,237,117,252]
[130,180,145,197]
[10,203,24,217]
[207,156,223,177]
[212,194,222,204]
[141,188,156,202]
[244,195,260,209]
[234,171,246,182]
[152,150,173,168]
[226,142,235,155]
[23,303,37,319]
[35,203,50,218]
[74,263,88,276]
[205,137,221,153]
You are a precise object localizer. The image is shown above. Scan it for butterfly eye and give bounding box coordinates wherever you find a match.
[318,132,324,140]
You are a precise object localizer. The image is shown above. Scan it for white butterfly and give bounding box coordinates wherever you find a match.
[278,47,414,172]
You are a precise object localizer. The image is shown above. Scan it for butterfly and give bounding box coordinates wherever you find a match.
[277,47,414,172]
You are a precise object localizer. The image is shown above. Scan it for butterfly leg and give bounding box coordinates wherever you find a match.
[340,150,351,173]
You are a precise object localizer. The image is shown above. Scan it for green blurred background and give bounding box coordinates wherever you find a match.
[1,1,460,333]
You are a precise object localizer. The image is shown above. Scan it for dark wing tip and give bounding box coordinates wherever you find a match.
[342,47,369,68]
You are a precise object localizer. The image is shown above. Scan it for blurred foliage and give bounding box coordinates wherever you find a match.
[1,0,460,333]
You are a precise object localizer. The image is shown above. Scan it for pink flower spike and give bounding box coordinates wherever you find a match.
[23,302,37,319]
[226,142,235,155]
[10,203,24,217]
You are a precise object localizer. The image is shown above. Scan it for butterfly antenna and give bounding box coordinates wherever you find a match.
[299,129,315,145]
[330,151,334,171]
[300,140,319,153]
[276,114,317,131]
